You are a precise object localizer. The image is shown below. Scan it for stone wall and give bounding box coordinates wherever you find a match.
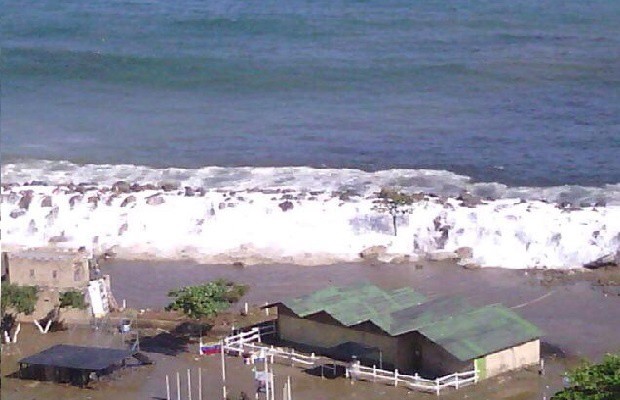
[6,250,90,290]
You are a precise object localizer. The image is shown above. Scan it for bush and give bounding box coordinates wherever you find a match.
[59,290,87,309]
[1,282,38,315]
[553,353,620,400]
[166,279,249,319]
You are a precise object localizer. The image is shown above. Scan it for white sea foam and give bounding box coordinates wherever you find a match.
[1,161,619,268]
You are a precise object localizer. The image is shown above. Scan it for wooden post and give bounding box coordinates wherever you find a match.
[435,378,440,396]
[455,374,459,389]
[394,369,399,386]
[244,302,249,315]
[373,365,376,382]
[264,303,269,316]
[198,367,202,400]
[177,372,181,400]
[187,368,192,400]
[166,375,171,400]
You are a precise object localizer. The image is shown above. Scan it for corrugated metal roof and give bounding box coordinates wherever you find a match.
[283,283,426,332]
[278,284,541,361]
[416,304,542,361]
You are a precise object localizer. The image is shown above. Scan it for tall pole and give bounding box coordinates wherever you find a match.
[198,367,202,400]
[166,375,171,400]
[177,372,181,400]
[221,340,227,400]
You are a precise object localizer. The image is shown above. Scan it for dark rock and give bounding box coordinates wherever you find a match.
[128,183,142,192]
[30,180,48,186]
[227,203,236,208]
[144,183,158,191]
[185,186,195,197]
[118,223,128,236]
[112,181,131,193]
[88,196,99,206]
[278,200,294,212]
[121,195,137,207]
[10,209,26,218]
[309,191,323,196]
[232,262,245,268]
[146,194,165,205]
[584,252,619,269]
[594,200,606,207]
[219,202,226,210]
[360,245,387,260]
[197,187,206,197]
[455,247,473,259]
[69,195,82,208]
[75,185,88,194]
[161,181,179,192]
[18,192,33,210]
[457,192,482,208]
[41,196,53,208]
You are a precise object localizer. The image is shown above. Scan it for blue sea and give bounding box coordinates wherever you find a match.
[1,0,619,187]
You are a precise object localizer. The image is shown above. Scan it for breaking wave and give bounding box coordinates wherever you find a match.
[1,160,619,269]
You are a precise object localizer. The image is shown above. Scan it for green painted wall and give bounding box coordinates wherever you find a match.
[475,357,487,380]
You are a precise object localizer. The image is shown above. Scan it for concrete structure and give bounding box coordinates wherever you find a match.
[3,248,92,290]
[269,284,541,379]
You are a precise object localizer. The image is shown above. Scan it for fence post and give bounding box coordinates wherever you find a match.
[394,369,398,386]
[455,373,459,389]
[373,365,376,382]
[165,374,171,400]
[435,378,440,396]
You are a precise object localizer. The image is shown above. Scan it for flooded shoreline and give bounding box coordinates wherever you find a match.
[103,259,620,360]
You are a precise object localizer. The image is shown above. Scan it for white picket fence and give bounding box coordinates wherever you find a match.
[223,324,318,367]
[347,362,477,395]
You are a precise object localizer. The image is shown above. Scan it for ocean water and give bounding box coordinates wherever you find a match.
[1,0,619,268]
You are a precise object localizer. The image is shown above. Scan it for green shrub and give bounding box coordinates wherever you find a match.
[166,279,249,319]
[1,282,39,315]
[553,353,620,400]
[59,290,87,309]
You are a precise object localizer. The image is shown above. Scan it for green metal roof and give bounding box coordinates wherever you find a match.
[278,284,541,361]
[416,304,542,361]
[282,283,426,332]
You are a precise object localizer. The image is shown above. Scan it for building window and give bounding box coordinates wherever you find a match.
[52,270,58,279]
[30,269,35,278]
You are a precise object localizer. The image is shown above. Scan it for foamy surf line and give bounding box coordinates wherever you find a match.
[1,161,619,269]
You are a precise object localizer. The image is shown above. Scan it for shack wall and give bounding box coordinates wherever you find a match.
[418,333,472,377]
[278,307,407,370]
[483,339,540,378]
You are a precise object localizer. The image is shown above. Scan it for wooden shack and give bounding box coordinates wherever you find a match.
[268,283,541,379]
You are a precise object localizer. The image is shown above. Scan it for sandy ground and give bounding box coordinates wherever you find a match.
[2,259,619,400]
